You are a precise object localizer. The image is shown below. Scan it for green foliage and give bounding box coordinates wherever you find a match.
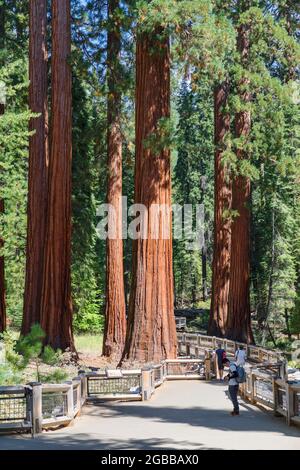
[16,324,44,363]
[290,297,300,335]
[41,345,62,366]
[15,324,45,380]
[0,59,33,328]
[71,74,104,334]
[187,310,210,332]
[0,326,66,384]
[173,78,214,308]
[288,360,300,370]
[143,117,175,154]
[39,369,68,384]
[0,331,23,384]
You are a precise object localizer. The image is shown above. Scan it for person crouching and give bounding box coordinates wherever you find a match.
[223,358,240,416]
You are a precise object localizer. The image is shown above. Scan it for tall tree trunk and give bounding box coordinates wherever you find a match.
[122,30,177,363]
[22,0,49,336]
[208,83,231,337]
[41,0,75,351]
[227,24,254,343]
[103,0,126,360]
[0,3,6,333]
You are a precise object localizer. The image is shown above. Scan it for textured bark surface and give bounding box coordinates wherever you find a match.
[41,0,75,351]
[227,25,254,343]
[103,0,127,360]
[22,0,48,335]
[122,31,177,363]
[0,4,6,333]
[208,83,231,338]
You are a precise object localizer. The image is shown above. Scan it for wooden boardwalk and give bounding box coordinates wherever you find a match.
[0,380,300,450]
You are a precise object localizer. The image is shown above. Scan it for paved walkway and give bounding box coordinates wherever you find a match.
[0,380,300,450]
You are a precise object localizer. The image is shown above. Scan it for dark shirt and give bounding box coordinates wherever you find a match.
[215,348,225,362]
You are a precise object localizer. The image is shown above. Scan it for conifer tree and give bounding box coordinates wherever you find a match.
[103,0,127,360]
[123,28,177,362]
[209,82,231,337]
[22,0,49,336]
[41,0,75,351]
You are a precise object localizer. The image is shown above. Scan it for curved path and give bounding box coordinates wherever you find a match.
[0,380,300,450]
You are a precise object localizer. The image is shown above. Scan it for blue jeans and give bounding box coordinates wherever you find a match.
[228,385,239,413]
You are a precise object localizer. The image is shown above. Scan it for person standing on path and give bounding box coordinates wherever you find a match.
[223,358,240,416]
[235,345,246,366]
[215,343,226,380]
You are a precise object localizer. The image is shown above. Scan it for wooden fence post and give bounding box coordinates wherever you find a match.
[249,368,255,404]
[272,376,281,416]
[205,351,212,381]
[141,368,152,401]
[163,361,167,379]
[30,382,42,436]
[286,382,294,426]
[65,381,74,418]
[280,360,288,381]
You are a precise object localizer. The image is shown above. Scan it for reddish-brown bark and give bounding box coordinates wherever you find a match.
[227,24,254,343]
[208,83,231,338]
[102,0,127,360]
[122,31,177,363]
[22,0,49,335]
[41,0,75,351]
[0,4,6,333]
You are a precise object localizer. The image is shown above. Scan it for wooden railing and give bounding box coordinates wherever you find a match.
[239,366,300,427]
[0,375,87,436]
[177,332,284,364]
[0,332,298,435]
[0,357,208,435]
[175,317,187,331]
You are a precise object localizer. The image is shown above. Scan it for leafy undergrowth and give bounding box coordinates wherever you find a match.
[0,329,149,386]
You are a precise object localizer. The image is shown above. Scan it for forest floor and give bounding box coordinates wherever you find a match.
[22,334,108,383]
[22,334,147,383]
[1,380,300,450]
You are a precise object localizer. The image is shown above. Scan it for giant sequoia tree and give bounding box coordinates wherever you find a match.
[208,83,231,337]
[122,29,177,362]
[227,23,253,343]
[102,0,127,359]
[41,0,75,351]
[22,0,48,336]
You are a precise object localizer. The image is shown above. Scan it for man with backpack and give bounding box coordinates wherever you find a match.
[223,358,246,415]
